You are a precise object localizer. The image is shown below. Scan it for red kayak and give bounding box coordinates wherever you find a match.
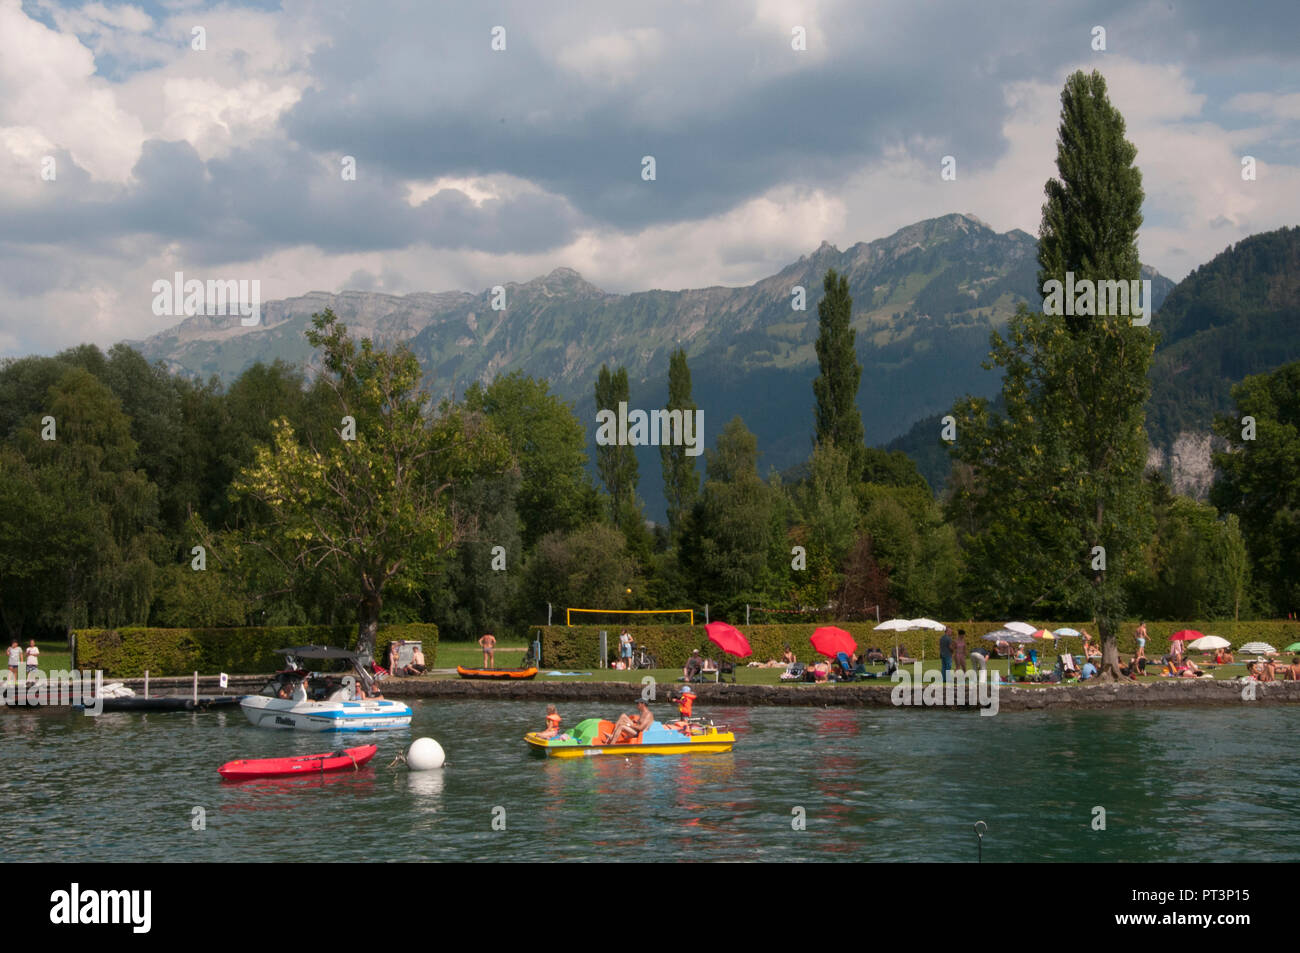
[218,744,378,781]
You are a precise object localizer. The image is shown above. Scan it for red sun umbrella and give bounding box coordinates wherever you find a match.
[705,621,752,658]
[1169,630,1203,641]
[810,626,857,659]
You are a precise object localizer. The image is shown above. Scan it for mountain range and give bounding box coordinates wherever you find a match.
[126,213,1300,518]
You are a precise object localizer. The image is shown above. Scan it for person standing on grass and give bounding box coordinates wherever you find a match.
[7,639,20,680]
[954,630,967,671]
[478,633,497,669]
[939,628,953,681]
[25,640,39,680]
[1135,621,1147,656]
[620,629,633,668]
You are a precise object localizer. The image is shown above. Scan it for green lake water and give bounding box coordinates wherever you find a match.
[3,700,1297,862]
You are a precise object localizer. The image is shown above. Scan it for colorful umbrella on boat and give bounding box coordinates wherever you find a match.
[705,621,752,659]
[810,626,857,658]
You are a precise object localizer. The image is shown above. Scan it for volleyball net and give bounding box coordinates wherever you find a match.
[564,607,695,627]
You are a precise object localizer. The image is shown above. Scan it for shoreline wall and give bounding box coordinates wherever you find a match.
[376,677,1300,711]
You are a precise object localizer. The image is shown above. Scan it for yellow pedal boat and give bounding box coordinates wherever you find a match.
[525,717,735,758]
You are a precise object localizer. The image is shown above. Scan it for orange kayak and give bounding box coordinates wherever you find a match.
[456,666,539,680]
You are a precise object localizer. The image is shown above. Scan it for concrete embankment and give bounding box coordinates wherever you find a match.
[376,677,1300,710]
[14,673,1294,711]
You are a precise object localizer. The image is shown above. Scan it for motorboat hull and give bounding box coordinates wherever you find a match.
[240,695,412,732]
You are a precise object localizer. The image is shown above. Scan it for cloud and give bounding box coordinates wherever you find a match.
[3,0,1300,360]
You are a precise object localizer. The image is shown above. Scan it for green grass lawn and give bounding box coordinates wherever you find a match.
[5,640,71,674]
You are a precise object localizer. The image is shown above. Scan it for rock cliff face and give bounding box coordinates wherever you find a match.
[1146,430,1225,500]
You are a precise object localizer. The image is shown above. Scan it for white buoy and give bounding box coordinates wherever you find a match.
[407,737,445,770]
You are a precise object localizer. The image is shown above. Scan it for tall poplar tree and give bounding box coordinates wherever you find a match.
[812,268,865,476]
[594,364,639,524]
[951,70,1153,679]
[659,348,699,536]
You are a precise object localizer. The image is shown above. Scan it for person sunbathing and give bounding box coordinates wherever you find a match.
[683,649,703,680]
[608,701,655,745]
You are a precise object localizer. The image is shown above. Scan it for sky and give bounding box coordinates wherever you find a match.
[2,0,1299,358]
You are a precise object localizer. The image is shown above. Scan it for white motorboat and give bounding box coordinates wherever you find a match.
[240,645,412,732]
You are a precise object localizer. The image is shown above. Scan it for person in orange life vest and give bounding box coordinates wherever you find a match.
[666,685,695,732]
[538,704,563,739]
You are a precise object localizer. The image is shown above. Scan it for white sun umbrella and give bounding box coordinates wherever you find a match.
[872,618,938,662]
[1053,627,1081,637]
[982,629,1033,677]
[1239,641,1278,656]
[1004,621,1039,636]
[1188,635,1230,651]
[908,619,948,631]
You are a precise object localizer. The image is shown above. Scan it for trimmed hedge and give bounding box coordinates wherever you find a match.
[537,620,1300,668]
[74,623,439,678]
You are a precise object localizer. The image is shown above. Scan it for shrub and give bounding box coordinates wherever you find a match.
[74,623,439,677]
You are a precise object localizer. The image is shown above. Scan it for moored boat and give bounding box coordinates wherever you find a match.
[218,744,378,780]
[240,646,412,732]
[456,665,539,680]
[525,717,735,758]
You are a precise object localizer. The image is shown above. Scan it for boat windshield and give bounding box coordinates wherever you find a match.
[260,670,309,698]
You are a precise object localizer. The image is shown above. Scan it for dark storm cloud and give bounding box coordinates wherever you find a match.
[282,0,1227,231]
[8,0,1300,287]
[0,134,583,280]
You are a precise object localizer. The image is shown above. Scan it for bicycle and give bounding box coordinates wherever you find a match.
[631,645,658,670]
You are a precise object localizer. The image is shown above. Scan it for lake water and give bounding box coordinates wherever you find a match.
[4,700,1297,862]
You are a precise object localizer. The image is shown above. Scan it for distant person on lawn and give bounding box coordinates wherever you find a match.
[406,645,426,676]
[7,640,20,680]
[939,628,953,680]
[684,649,703,681]
[25,640,39,679]
[478,633,497,669]
[954,630,967,670]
